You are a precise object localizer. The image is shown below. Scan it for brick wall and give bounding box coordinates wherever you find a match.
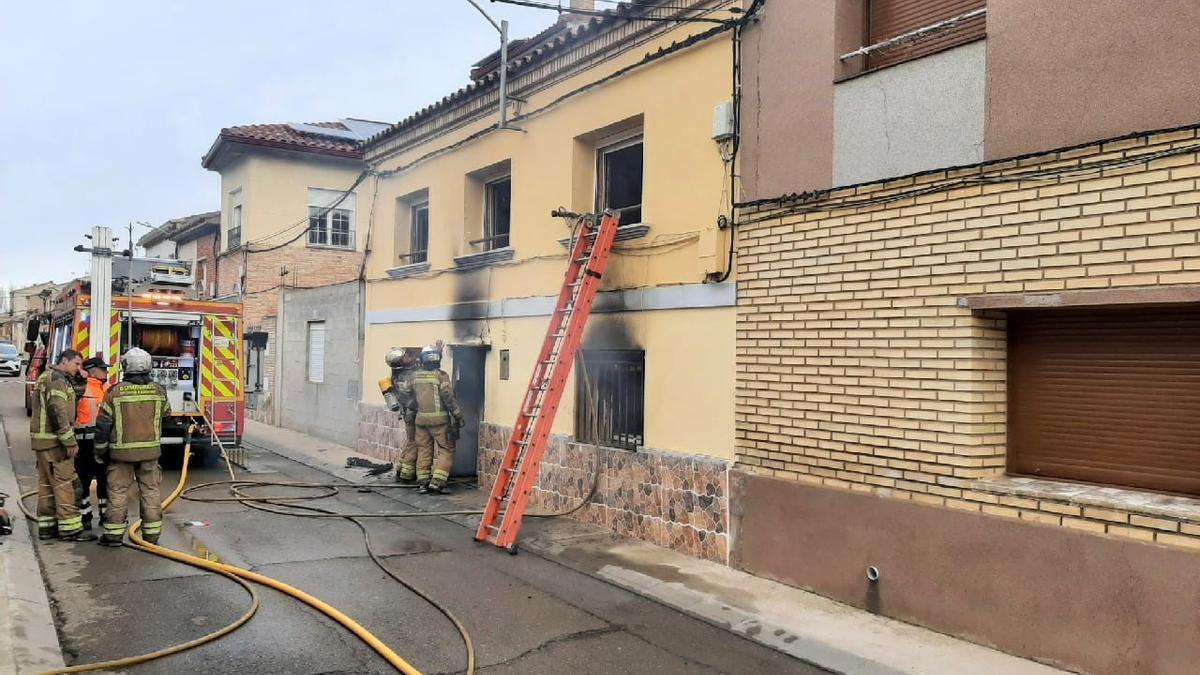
[194,231,219,299]
[736,126,1200,547]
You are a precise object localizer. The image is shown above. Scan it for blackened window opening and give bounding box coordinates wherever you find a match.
[576,349,645,450]
[598,138,643,225]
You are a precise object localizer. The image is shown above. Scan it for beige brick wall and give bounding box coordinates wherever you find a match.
[735,127,1200,548]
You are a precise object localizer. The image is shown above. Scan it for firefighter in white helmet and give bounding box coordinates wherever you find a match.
[382,348,421,484]
[95,348,170,546]
[407,346,464,494]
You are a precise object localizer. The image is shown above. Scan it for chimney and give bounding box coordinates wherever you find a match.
[562,0,595,26]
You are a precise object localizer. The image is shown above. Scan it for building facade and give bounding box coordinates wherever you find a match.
[202,118,388,422]
[733,2,1200,673]
[360,1,740,562]
[137,211,222,300]
[2,282,61,345]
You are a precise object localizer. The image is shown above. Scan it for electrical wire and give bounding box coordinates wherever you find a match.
[241,170,370,252]
[489,0,738,24]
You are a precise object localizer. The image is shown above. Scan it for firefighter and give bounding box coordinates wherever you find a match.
[386,348,421,485]
[73,356,110,530]
[409,346,464,494]
[29,349,95,541]
[95,348,170,547]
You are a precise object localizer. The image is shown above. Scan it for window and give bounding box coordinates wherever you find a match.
[306,321,325,384]
[228,189,243,251]
[408,202,429,264]
[597,136,643,225]
[482,176,511,250]
[863,0,985,70]
[575,350,645,450]
[1008,306,1200,496]
[307,188,355,249]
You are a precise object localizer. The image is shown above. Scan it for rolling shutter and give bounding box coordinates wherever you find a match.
[1008,306,1200,496]
[868,0,985,70]
[307,321,325,384]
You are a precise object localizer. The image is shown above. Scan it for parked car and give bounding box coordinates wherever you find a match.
[0,342,22,378]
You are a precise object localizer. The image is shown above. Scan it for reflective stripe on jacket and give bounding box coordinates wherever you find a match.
[95,379,170,462]
[30,370,78,451]
[410,368,463,427]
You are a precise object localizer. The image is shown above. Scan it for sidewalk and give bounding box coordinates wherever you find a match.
[243,420,1068,675]
[0,413,67,674]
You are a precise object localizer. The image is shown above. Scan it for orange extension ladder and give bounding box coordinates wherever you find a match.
[475,210,619,553]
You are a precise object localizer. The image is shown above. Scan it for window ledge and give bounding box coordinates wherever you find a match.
[384,262,430,279]
[306,243,357,252]
[973,476,1200,523]
[454,247,515,271]
[557,223,650,247]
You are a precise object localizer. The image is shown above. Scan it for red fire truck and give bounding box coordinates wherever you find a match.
[27,258,243,465]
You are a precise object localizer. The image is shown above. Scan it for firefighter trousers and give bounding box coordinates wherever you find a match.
[104,460,162,543]
[396,421,419,480]
[73,438,108,525]
[414,423,454,486]
[35,446,82,536]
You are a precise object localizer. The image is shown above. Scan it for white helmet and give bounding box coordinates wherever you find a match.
[419,346,441,367]
[384,348,409,368]
[121,348,153,375]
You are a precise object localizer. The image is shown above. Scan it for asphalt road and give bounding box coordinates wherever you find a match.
[0,379,823,674]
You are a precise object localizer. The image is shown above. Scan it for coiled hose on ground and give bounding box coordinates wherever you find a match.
[19,434,599,674]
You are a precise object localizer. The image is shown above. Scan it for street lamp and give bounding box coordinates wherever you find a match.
[465,0,512,129]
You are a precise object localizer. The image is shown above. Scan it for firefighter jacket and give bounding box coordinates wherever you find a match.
[95,375,171,463]
[30,370,79,452]
[392,365,417,425]
[409,368,464,428]
[75,377,106,438]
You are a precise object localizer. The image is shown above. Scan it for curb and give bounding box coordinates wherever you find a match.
[0,413,68,674]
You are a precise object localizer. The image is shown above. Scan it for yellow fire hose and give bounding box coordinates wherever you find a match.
[20,433,423,675]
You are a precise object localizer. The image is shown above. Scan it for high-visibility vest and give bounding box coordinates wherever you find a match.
[76,377,105,427]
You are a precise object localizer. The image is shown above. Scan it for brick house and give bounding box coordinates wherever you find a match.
[731,1,1200,673]
[137,211,221,300]
[201,118,389,422]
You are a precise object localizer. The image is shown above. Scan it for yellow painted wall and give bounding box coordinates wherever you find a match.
[218,152,367,253]
[362,24,737,459]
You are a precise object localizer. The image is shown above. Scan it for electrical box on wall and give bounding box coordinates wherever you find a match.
[499,349,510,380]
[712,100,734,142]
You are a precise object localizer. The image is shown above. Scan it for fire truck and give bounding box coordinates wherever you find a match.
[28,250,244,466]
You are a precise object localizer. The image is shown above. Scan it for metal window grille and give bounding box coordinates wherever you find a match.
[576,350,645,450]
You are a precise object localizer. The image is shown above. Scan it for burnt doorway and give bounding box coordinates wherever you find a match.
[450,345,486,477]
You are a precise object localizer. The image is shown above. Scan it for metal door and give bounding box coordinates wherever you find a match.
[450,345,487,477]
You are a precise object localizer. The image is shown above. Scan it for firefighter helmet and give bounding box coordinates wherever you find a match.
[419,346,441,368]
[121,348,153,375]
[384,348,407,368]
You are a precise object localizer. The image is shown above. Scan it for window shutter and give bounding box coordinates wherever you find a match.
[308,322,326,384]
[1008,306,1200,496]
[868,0,985,70]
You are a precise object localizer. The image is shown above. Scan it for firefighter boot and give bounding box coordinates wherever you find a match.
[60,529,98,543]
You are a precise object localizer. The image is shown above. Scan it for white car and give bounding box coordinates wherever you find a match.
[0,343,22,377]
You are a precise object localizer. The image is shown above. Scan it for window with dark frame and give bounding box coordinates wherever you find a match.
[228,202,242,250]
[483,176,512,250]
[575,349,645,451]
[409,202,429,264]
[597,136,643,225]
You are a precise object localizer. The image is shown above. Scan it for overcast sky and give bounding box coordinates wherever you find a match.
[0,1,552,295]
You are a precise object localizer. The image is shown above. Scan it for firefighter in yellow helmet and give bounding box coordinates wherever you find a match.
[383,348,422,485]
[29,349,95,541]
[94,348,171,546]
[408,346,464,494]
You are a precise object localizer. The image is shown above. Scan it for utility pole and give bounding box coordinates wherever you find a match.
[465,0,511,129]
